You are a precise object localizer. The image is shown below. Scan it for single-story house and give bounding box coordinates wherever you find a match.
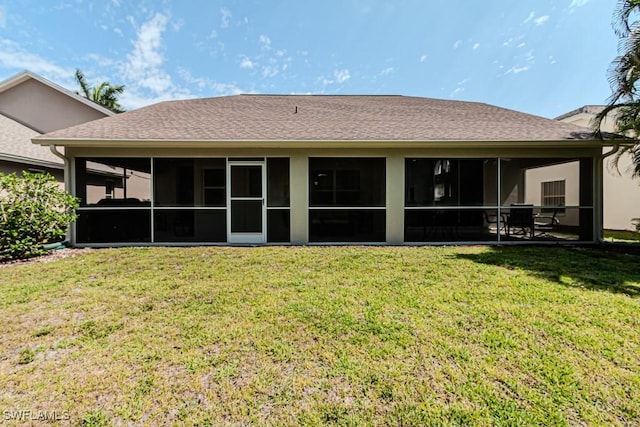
[33,94,618,246]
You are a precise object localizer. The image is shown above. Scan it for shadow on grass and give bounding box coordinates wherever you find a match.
[456,245,640,298]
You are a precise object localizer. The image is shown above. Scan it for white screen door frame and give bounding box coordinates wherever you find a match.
[227,161,266,244]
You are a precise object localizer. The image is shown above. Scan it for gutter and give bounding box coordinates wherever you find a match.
[48,144,67,165]
[48,144,71,194]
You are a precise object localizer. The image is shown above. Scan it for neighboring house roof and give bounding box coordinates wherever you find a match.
[0,112,62,168]
[36,95,600,145]
[555,105,606,121]
[0,70,114,169]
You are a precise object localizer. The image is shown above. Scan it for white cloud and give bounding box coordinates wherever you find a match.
[453,40,462,49]
[0,38,72,81]
[240,56,255,69]
[379,67,395,76]
[420,54,428,62]
[178,67,247,96]
[522,12,535,24]
[122,13,172,94]
[525,50,535,63]
[334,69,351,83]
[259,34,271,50]
[506,65,530,74]
[569,0,589,11]
[262,65,279,78]
[171,18,184,32]
[449,87,464,98]
[503,35,526,48]
[220,8,231,29]
[523,12,550,26]
[473,43,480,50]
[119,89,191,110]
[318,69,352,87]
[534,15,550,26]
[114,27,123,36]
[517,42,526,48]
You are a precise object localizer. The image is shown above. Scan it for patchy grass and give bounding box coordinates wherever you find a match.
[604,229,640,242]
[0,246,639,426]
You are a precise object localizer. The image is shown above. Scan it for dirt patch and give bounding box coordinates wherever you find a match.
[0,248,92,268]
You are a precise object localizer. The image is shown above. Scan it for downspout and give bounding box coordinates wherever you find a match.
[597,143,621,244]
[49,145,73,245]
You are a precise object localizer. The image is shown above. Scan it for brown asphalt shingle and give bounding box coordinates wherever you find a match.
[37,95,596,142]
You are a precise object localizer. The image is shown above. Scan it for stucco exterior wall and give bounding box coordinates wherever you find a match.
[525,161,580,226]
[0,79,107,133]
[557,113,640,230]
[0,159,63,183]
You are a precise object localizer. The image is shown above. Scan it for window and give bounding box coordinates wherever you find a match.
[404,158,497,242]
[75,157,152,244]
[541,180,565,213]
[309,158,385,242]
[309,158,385,207]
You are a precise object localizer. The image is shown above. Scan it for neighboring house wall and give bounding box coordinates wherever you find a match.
[525,162,580,227]
[0,71,114,199]
[522,108,640,232]
[0,159,63,182]
[0,78,106,133]
[556,109,640,231]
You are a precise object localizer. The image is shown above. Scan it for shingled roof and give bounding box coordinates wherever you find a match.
[0,112,62,167]
[36,95,597,143]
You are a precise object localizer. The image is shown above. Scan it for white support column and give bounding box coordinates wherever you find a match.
[594,154,604,242]
[289,154,308,244]
[386,155,405,244]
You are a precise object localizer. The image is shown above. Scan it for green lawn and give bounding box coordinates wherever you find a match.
[1,246,639,426]
[604,229,640,242]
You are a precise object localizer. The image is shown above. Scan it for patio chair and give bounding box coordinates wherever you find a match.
[484,210,506,233]
[534,208,560,237]
[505,204,535,239]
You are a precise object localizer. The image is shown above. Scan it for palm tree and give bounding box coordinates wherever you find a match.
[74,69,126,114]
[594,0,640,176]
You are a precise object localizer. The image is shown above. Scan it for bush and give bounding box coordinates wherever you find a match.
[0,172,78,260]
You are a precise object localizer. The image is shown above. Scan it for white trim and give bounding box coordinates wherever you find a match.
[0,153,63,169]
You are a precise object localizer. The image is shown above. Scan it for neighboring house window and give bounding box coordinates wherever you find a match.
[541,180,565,213]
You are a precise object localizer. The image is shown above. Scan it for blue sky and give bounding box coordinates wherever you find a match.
[0,0,619,118]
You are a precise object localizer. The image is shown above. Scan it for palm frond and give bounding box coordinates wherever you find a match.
[73,69,126,113]
[74,69,91,99]
[613,0,640,37]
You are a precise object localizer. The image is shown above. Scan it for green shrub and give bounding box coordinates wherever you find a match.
[0,172,78,260]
